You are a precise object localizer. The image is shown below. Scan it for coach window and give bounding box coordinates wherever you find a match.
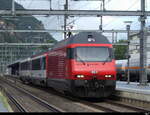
[26,62,29,70]
[21,63,23,70]
[67,48,74,59]
[21,62,26,70]
[41,57,46,70]
[32,58,41,70]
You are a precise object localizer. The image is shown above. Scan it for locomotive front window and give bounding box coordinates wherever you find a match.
[75,47,111,62]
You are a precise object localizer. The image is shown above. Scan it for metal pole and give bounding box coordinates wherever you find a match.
[127,25,130,84]
[64,8,66,39]
[12,0,15,15]
[64,0,68,39]
[11,47,13,64]
[1,54,2,73]
[4,45,6,74]
[115,32,118,43]
[99,0,104,31]
[102,0,105,10]
[50,0,52,10]
[139,0,148,86]
[112,31,114,44]
[100,16,102,31]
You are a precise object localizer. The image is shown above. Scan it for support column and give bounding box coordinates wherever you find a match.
[112,30,114,44]
[99,0,105,31]
[126,24,131,84]
[139,0,148,85]
[12,0,15,15]
[64,0,68,39]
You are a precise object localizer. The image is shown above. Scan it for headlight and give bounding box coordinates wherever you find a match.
[105,75,112,78]
[76,75,85,78]
[80,75,84,78]
[76,75,81,78]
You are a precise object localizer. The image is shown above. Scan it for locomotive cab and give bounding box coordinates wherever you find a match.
[64,33,116,98]
[67,46,115,79]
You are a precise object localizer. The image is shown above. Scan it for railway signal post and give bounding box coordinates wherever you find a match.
[124,21,132,84]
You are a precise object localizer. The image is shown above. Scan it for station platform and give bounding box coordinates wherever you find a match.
[0,102,8,112]
[116,81,150,102]
[0,92,12,112]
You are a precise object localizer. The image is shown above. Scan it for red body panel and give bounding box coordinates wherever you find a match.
[67,44,113,48]
[68,59,116,80]
[46,43,116,81]
[47,48,67,79]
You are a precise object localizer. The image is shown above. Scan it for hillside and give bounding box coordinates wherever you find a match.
[0,0,57,43]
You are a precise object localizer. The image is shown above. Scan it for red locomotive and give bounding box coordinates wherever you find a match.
[8,32,116,98]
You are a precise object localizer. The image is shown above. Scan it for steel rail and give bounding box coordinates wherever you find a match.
[81,101,117,112]
[2,80,62,112]
[4,76,150,112]
[2,76,117,112]
[0,85,28,112]
[105,99,149,112]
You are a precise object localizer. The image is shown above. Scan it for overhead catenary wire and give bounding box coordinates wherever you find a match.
[103,0,139,29]
[27,0,35,9]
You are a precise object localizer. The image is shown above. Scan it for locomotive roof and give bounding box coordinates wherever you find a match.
[52,32,111,49]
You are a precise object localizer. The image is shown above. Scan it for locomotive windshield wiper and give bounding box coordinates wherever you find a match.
[102,55,111,65]
[75,54,86,65]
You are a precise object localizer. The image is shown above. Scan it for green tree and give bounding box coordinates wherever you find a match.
[114,40,127,60]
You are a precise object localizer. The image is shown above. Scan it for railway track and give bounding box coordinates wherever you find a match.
[82,99,149,112]
[0,85,27,112]
[1,76,149,112]
[0,79,63,112]
[59,93,149,112]
[105,99,149,112]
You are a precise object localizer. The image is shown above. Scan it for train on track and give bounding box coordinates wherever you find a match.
[7,32,116,98]
[116,60,127,81]
[115,33,150,82]
[116,59,150,82]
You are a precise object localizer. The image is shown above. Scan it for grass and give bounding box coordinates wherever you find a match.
[0,92,13,112]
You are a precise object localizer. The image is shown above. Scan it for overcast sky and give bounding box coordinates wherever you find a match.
[15,0,150,41]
